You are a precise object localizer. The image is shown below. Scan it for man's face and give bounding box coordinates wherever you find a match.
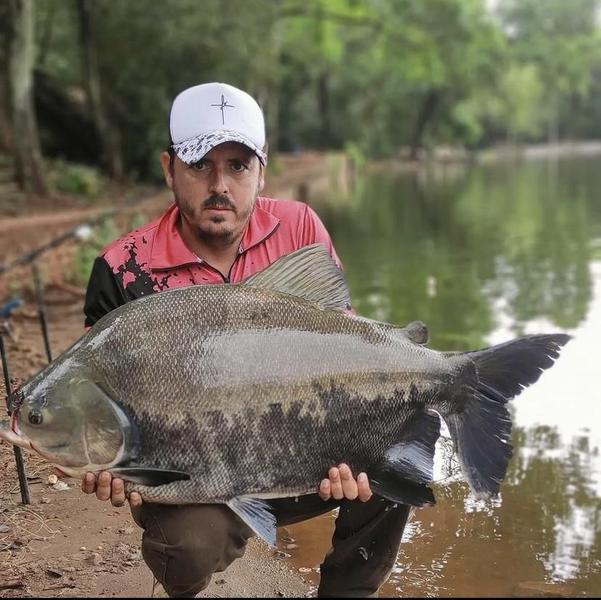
[161,142,265,245]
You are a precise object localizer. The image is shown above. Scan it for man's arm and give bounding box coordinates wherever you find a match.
[84,256,128,327]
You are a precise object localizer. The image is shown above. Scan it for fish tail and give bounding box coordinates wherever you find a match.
[442,333,570,497]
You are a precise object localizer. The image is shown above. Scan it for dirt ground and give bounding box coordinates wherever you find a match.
[0,154,343,598]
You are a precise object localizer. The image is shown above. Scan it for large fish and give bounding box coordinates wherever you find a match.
[0,244,570,545]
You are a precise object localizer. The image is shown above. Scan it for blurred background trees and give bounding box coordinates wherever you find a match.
[1,0,601,191]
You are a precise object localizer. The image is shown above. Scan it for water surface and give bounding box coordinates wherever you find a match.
[282,155,601,597]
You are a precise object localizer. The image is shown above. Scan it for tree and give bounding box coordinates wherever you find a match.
[497,0,601,143]
[75,0,123,180]
[6,0,48,195]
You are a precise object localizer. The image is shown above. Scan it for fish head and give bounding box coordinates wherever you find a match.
[1,372,132,473]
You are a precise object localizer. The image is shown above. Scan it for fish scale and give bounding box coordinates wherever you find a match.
[0,244,570,544]
[79,284,446,502]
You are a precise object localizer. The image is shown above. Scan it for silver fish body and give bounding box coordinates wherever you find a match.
[1,245,570,543]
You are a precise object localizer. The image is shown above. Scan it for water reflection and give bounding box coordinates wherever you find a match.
[284,156,601,597]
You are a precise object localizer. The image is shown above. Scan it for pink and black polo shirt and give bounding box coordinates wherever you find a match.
[83,197,343,327]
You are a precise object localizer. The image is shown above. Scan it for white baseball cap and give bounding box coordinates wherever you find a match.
[169,82,267,166]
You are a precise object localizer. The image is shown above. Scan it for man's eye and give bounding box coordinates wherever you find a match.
[231,161,248,172]
[191,160,208,171]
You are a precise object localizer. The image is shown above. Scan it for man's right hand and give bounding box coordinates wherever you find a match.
[81,471,143,508]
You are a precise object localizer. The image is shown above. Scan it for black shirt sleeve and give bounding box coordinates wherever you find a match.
[83,256,128,327]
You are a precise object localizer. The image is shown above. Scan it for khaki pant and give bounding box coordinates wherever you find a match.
[131,495,411,598]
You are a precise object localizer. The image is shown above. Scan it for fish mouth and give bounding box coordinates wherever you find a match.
[0,420,31,451]
[10,411,20,435]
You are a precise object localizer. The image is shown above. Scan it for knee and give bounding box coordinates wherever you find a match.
[136,503,252,596]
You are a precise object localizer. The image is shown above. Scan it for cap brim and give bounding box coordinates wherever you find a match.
[172,130,267,166]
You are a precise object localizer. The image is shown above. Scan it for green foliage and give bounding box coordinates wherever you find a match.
[24,0,601,177]
[49,160,104,198]
[128,211,150,232]
[70,218,120,286]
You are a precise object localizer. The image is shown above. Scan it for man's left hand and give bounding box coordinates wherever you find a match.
[319,463,373,502]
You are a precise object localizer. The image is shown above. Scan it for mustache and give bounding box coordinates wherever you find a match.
[202,194,235,211]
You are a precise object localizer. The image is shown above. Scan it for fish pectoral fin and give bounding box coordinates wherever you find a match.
[110,467,191,486]
[227,497,277,547]
[241,244,351,311]
[370,410,440,507]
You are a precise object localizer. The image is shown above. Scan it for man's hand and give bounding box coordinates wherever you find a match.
[318,463,372,502]
[81,471,142,508]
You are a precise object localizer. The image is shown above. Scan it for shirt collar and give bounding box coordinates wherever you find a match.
[149,199,280,271]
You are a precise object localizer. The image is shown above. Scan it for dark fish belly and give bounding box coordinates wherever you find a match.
[127,374,439,503]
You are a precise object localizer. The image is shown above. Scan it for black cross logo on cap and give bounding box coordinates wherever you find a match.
[211,94,235,125]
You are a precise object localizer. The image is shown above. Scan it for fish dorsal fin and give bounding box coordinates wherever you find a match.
[242,244,351,310]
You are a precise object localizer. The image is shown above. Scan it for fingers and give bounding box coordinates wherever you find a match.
[338,463,358,500]
[95,471,112,501]
[110,477,126,507]
[326,464,356,501]
[328,466,344,500]
[129,491,143,508]
[81,472,97,495]
[318,478,331,501]
[357,472,373,502]
[318,464,373,502]
[80,471,135,507]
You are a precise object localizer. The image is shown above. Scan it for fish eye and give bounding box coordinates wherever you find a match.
[28,411,44,426]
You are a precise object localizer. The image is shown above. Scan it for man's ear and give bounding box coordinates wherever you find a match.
[160,151,174,189]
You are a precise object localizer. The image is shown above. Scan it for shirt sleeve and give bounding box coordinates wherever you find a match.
[299,204,344,270]
[83,256,128,327]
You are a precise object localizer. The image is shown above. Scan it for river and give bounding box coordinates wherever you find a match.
[282,155,601,597]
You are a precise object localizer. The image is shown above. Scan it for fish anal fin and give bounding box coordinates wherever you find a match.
[370,475,436,507]
[370,410,440,506]
[227,497,277,547]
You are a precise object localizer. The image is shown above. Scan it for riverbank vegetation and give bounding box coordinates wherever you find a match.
[2,0,601,194]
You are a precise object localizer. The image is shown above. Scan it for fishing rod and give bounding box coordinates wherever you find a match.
[0,208,116,276]
[1,262,53,504]
[0,299,31,505]
[31,262,53,363]
[0,188,155,277]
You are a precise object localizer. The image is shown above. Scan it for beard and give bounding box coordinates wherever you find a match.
[174,189,256,246]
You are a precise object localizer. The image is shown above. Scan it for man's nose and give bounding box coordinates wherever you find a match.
[208,166,230,196]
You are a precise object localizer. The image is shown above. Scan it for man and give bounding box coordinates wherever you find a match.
[81,82,411,597]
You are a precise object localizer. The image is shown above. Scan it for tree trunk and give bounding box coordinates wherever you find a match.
[7,0,48,195]
[0,67,12,152]
[76,0,123,180]
[409,89,441,161]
